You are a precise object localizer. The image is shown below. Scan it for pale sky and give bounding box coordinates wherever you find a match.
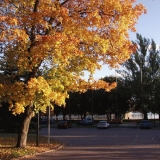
[85,0,160,80]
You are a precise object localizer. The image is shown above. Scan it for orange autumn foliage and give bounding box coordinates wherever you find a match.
[0,0,146,114]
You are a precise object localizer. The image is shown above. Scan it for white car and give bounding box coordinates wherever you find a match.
[97,121,110,129]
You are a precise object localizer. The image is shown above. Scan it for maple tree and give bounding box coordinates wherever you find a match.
[0,0,145,148]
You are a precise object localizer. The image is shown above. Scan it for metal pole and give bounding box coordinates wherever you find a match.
[140,60,144,119]
[115,69,118,126]
[92,90,93,121]
[78,104,80,120]
[36,110,39,147]
[154,112,155,127]
[48,106,50,145]
[141,64,142,83]
[69,97,70,121]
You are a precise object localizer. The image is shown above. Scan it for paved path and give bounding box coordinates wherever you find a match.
[20,127,160,160]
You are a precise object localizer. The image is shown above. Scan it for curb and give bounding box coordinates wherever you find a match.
[14,144,64,160]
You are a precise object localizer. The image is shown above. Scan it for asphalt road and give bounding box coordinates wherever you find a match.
[21,127,160,160]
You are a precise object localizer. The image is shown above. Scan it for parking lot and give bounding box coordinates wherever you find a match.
[22,126,160,160]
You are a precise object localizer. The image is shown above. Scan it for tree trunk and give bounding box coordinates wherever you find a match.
[106,112,110,120]
[16,103,34,148]
[143,111,148,120]
[83,111,86,119]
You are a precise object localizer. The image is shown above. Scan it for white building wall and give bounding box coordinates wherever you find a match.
[125,112,159,119]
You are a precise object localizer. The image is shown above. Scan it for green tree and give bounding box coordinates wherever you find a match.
[118,34,160,119]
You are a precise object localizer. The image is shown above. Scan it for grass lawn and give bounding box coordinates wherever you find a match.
[0,133,61,160]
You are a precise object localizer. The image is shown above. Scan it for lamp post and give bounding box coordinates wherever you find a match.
[48,106,50,145]
[78,104,80,120]
[92,90,93,121]
[153,103,156,127]
[140,60,143,119]
[69,97,71,121]
[154,112,155,127]
[115,68,118,126]
[36,110,39,147]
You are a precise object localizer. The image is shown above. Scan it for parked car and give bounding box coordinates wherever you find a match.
[78,117,94,125]
[140,120,151,129]
[57,121,72,129]
[97,121,110,129]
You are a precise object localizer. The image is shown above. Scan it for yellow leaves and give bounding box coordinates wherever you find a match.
[28,77,51,96]
[4,82,28,115]
[60,7,69,16]
[27,78,38,89]
[12,102,25,115]
[92,80,117,92]
[2,75,68,114]
[27,76,68,112]
[90,9,101,25]
[68,77,117,93]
